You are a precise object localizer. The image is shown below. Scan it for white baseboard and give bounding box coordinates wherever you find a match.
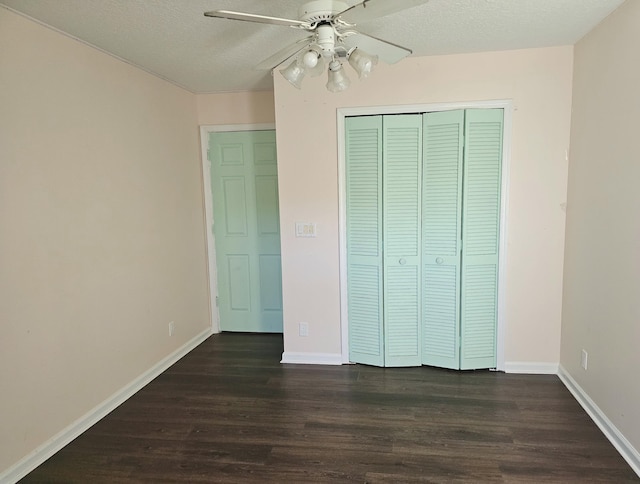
[558,365,640,477]
[280,351,343,365]
[1,328,212,484]
[503,361,559,374]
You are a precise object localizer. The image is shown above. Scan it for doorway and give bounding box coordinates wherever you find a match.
[202,126,283,333]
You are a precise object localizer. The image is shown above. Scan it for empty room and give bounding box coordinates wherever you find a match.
[1,0,639,482]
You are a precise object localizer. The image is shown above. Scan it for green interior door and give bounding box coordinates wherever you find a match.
[421,110,465,369]
[346,114,423,367]
[346,109,503,369]
[209,130,283,333]
[460,109,503,369]
[345,116,385,366]
[382,114,423,367]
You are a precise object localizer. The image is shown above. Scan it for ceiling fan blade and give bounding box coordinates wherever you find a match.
[338,0,430,25]
[255,36,314,70]
[204,10,308,28]
[341,32,412,64]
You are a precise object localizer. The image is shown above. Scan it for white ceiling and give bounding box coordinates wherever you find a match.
[0,0,625,93]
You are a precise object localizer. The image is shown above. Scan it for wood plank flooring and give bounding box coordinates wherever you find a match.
[20,333,639,483]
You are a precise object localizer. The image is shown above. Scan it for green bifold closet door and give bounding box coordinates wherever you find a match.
[346,109,503,369]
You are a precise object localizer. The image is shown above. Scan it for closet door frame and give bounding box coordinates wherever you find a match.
[337,101,512,370]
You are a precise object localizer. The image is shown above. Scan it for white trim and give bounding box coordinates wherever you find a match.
[496,105,512,372]
[1,329,212,484]
[199,127,218,333]
[280,352,344,366]
[200,123,277,133]
[337,100,513,368]
[558,366,640,477]
[336,113,349,363]
[503,362,559,374]
[199,124,277,334]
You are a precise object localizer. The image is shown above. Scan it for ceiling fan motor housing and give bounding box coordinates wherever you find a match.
[299,1,350,59]
[316,24,338,58]
[298,0,349,23]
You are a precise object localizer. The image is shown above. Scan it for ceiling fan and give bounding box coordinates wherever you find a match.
[204,0,430,92]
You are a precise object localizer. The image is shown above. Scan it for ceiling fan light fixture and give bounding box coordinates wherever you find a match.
[326,59,351,92]
[204,0,422,93]
[348,48,379,79]
[279,59,306,89]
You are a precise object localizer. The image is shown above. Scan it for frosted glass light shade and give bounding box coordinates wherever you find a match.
[326,60,350,92]
[348,48,378,79]
[280,59,306,89]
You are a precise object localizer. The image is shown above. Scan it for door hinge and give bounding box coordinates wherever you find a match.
[215,296,219,307]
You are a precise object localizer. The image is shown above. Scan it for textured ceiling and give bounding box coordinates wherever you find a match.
[0,0,625,93]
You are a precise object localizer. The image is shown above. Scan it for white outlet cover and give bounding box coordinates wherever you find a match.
[581,349,588,370]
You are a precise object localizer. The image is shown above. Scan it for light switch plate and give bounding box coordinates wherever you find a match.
[295,222,316,237]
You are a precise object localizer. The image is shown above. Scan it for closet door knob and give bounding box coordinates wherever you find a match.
[399,258,406,265]
[436,257,444,264]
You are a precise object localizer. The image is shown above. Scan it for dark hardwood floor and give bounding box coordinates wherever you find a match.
[20,333,638,483]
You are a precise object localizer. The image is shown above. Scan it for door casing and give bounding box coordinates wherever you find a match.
[337,101,512,370]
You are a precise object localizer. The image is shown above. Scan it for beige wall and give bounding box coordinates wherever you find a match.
[274,46,573,365]
[197,91,275,126]
[561,0,640,453]
[0,8,210,473]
